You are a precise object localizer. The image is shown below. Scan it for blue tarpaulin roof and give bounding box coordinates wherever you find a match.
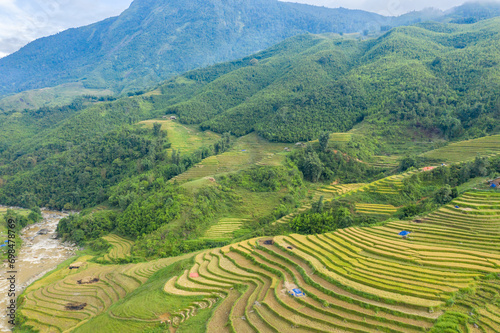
[491,183,497,188]
[0,244,6,247]
[455,205,460,208]
[4,240,7,243]
[399,231,411,236]
[290,288,305,297]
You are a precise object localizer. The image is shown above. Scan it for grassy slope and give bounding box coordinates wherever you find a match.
[138,119,221,154]
[420,134,500,163]
[0,82,113,112]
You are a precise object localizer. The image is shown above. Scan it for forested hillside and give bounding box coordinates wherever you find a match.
[1,19,500,213]
[0,0,387,97]
[159,18,500,142]
[2,0,500,101]
[4,8,500,332]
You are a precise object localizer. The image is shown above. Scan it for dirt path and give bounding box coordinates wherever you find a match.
[0,208,77,332]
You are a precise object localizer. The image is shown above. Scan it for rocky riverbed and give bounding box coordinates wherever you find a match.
[0,208,77,332]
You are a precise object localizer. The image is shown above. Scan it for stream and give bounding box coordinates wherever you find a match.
[0,208,77,332]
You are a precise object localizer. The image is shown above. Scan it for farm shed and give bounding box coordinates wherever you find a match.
[489,177,500,187]
[77,277,99,284]
[69,262,84,269]
[288,288,306,297]
[65,302,87,310]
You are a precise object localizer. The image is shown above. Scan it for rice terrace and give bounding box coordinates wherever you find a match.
[4,3,500,333]
[9,126,500,332]
[14,165,500,332]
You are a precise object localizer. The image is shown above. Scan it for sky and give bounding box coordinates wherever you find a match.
[0,0,475,58]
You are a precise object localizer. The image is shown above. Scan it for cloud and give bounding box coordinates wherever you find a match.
[0,0,133,58]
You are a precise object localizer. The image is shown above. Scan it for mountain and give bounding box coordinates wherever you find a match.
[2,18,500,210]
[445,1,500,23]
[2,0,500,101]
[0,0,388,98]
[156,18,500,142]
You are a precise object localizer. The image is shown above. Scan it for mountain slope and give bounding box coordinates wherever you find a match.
[2,0,500,100]
[0,0,387,97]
[151,18,500,142]
[1,19,500,210]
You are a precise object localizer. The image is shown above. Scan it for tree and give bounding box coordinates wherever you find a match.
[336,207,353,229]
[153,122,162,137]
[400,204,419,219]
[304,150,323,182]
[399,155,417,172]
[319,131,330,152]
[312,196,324,213]
[435,185,453,205]
[472,155,489,177]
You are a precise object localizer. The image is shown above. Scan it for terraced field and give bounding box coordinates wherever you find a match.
[171,133,288,184]
[350,171,418,196]
[369,155,400,169]
[137,119,220,154]
[277,181,388,225]
[274,204,313,225]
[355,203,398,215]
[309,132,352,146]
[384,191,500,254]
[317,183,366,198]
[421,134,500,163]
[19,254,195,332]
[201,218,250,240]
[163,192,500,332]
[328,133,353,143]
[98,234,134,262]
[18,190,500,332]
[171,156,220,183]
[274,187,328,225]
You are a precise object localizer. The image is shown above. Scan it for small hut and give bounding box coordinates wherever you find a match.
[489,177,500,188]
[170,116,177,120]
[77,277,99,284]
[288,288,306,297]
[69,262,84,270]
[398,231,411,239]
[65,302,87,310]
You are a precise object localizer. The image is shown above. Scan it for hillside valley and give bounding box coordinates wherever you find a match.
[1,5,500,333]
[2,0,500,108]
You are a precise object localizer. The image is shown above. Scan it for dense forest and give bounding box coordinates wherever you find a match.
[0,0,387,97]
[161,19,500,142]
[1,19,500,213]
[1,0,499,99]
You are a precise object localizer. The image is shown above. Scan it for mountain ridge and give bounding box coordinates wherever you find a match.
[0,0,387,98]
[1,1,500,105]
